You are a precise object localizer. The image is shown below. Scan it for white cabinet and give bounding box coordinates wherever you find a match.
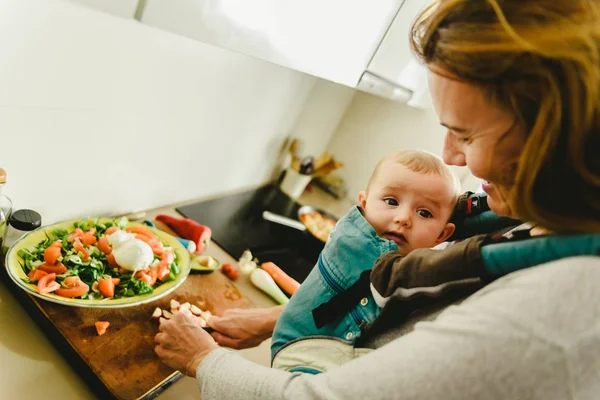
[65,0,140,18]
[360,0,431,108]
[138,0,403,87]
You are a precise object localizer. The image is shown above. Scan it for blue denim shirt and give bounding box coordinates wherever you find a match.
[271,206,397,360]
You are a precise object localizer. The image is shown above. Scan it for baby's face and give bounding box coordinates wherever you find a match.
[359,162,456,255]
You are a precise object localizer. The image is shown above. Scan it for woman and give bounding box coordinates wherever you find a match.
[155,0,600,398]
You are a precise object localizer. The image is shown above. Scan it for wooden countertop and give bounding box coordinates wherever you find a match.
[0,184,353,399]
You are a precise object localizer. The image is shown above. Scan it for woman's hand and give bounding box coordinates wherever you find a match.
[154,310,219,377]
[208,305,285,349]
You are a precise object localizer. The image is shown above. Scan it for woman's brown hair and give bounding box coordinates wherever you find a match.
[411,0,600,232]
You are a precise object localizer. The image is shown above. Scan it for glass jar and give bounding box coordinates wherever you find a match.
[4,209,42,255]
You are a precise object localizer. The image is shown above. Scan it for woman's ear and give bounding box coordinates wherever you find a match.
[435,223,456,244]
[358,191,367,209]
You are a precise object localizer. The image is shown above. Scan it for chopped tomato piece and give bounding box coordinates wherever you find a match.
[97,277,115,298]
[55,276,90,298]
[82,229,97,246]
[38,262,67,274]
[156,262,171,281]
[67,228,85,243]
[28,269,48,282]
[135,268,157,287]
[95,321,110,336]
[106,253,119,268]
[97,236,112,254]
[161,249,175,264]
[43,245,62,265]
[37,273,60,294]
[74,242,90,262]
[105,226,120,235]
[133,234,164,255]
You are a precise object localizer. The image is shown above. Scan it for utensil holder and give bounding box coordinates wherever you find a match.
[280,168,312,199]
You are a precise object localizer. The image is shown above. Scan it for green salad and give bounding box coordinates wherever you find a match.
[18,218,180,300]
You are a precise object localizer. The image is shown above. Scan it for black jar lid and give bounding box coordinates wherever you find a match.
[9,209,42,231]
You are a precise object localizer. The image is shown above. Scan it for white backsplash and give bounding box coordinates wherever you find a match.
[0,0,325,224]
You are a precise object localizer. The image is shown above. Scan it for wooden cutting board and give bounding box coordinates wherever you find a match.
[1,258,254,400]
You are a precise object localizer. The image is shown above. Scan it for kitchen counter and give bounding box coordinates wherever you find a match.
[0,184,353,400]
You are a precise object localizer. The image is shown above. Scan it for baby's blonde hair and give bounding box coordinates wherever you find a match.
[367,149,462,199]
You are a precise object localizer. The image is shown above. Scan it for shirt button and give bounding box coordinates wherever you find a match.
[360,297,369,306]
[346,332,353,340]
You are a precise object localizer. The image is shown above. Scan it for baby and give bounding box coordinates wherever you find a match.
[271,149,462,372]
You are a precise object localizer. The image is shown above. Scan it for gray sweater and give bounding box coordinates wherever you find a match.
[196,256,600,399]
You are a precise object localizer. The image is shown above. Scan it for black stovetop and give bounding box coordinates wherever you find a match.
[176,185,324,283]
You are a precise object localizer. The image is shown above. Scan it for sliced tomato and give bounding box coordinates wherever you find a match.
[105,227,120,236]
[95,321,110,336]
[74,242,90,262]
[97,277,115,298]
[37,273,60,294]
[97,236,112,254]
[50,240,62,248]
[28,269,48,282]
[43,245,62,265]
[38,262,67,274]
[55,276,90,298]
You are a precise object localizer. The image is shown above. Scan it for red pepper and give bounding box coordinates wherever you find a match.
[155,214,212,253]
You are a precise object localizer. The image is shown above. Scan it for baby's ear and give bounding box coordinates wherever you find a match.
[435,223,456,244]
[358,191,368,209]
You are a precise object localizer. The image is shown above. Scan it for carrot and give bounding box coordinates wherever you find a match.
[74,242,90,262]
[111,278,120,286]
[55,276,90,298]
[43,245,62,265]
[97,236,112,254]
[28,269,48,282]
[105,227,120,235]
[260,262,300,295]
[38,262,67,275]
[97,277,116,298]
[95,321,110,336]
[37,273,60,294]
